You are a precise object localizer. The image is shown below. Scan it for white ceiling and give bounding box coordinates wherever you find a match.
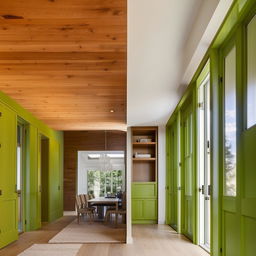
[127,0,232,127]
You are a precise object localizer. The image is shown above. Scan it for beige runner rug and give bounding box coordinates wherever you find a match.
[18,244,82,256]
[49,220,125,243]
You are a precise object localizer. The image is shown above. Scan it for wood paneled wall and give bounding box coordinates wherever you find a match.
[64,130,126,210]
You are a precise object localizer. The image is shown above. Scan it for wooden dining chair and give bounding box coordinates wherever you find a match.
[80,194,97,216]
[105,192,126,227]
[75,195,94,224]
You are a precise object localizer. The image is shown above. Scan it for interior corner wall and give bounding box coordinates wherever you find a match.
[158,125,166,224]
[63,131,126,211]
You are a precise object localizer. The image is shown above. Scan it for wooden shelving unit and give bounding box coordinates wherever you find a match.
[132,127,158,182]
[131,127,158,224]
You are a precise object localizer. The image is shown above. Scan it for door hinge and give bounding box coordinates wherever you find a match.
[25,220,27,225]
[179,162,182,167]
[0,112,2,117]
[220,248,223,253]
[219,76,223,84]
[198,102,204,109]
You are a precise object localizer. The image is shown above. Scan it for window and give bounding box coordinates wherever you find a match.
[247,14,256,128]
[224,46,237,197]
[87,170,123,197]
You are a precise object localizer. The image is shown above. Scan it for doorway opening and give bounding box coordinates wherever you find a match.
[17,122,27,233]
[40,135,49,224]
[198,73,211,252]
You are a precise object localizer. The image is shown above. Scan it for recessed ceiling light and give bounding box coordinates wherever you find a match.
[110,109,115,113]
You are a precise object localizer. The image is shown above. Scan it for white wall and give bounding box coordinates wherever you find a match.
[126,128,133,243]
[181,0,233,86]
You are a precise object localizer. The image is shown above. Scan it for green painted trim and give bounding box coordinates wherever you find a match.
[209,49,222,256]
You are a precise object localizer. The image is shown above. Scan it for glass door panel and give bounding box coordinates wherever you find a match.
[198,73,211,251]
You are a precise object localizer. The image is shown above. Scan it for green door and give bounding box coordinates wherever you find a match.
[167,120,179,231]
[0,103,18,248]
[181,102,194,240]
[221,40,240,256]
[240,13,256,256]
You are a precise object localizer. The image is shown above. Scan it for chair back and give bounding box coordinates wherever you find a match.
[75,195,83,210]
[85,194,90,203]
[79,194,87,208]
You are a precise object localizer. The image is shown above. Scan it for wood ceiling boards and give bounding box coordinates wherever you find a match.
[0,0,127,130]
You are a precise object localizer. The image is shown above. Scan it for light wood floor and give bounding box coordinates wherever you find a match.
[0,216,209,256]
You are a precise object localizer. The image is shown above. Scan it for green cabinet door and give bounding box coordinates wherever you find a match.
[0,103,18,249]
[132,182,158,223]
[143,199,157,220]
[132,199,144,220]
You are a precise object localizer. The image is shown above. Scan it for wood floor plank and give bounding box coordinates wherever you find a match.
[0,216,209,256]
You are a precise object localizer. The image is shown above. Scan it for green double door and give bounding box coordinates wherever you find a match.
[181,102,194,240]
[0,103,18,248]
[166,102,194,240]
[166,120,179,231]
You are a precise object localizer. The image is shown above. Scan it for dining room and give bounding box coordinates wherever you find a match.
[56,130,127,244]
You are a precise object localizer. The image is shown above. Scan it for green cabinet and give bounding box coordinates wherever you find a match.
[132,182,158,223]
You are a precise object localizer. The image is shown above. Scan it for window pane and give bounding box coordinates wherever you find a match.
[87,170,123,197]
[224,46,237,197]
[247,15,256,128]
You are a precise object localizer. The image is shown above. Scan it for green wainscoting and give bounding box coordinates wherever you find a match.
[132,182,158,224]
[0,91,63,249]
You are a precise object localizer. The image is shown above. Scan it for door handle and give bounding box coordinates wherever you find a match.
[205,196,210,201]
[207,185,211,196]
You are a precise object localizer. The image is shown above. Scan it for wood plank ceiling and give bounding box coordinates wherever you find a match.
[0,0,127,130]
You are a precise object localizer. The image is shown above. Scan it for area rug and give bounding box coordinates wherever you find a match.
[48,220,125,244]
[18,244,82,256]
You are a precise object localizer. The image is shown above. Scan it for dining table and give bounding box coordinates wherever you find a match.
[88,197,120,220]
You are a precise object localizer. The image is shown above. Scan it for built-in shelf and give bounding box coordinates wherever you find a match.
[133,158,156,161]
[133,142,156,145]
[131,126,158,223]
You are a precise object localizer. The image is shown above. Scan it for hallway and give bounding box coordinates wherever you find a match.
[0,217,208,256]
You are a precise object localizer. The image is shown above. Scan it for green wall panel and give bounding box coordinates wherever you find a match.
[132,182,157,198]
[0,91,63,248]
[0,103,18,248]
